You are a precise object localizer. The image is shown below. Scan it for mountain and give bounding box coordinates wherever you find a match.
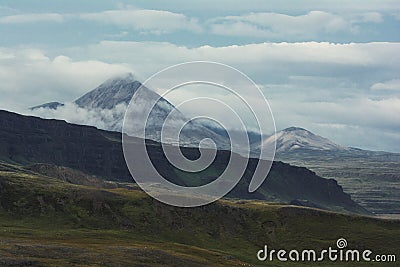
[260,126,347,153]
[262,127,400,214]
[0,109,369,214]
[73,73,186,136]
[30,101,64,110]
[29,73,229,148]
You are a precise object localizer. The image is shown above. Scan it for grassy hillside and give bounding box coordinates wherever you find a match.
[0,165,398,266]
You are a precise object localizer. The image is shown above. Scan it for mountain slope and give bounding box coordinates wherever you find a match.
[0,110,369,214]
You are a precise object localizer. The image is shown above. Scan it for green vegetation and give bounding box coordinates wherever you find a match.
[0,164,399,266]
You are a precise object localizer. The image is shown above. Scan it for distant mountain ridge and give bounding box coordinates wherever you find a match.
[0,109,369,214]
[30,101,64,110]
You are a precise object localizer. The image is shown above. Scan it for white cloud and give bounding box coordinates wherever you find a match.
[269,96,400,151]
[208,11,388,39]
[357,12,383,23]
[3,41,399,109]
[210,21,272,38]
[126,0,400,14]
[81,40,400,73]
[208,11,354,38]
[0,13,64,23]
[0,47,131,111]
[0,7,202,35]
[0,50,14,59]
[1,40,399,151]
[311,98,400,130]
[80,8,202,34]
[313,123,399,152]
[371,79,400,90]
[29,102,127,131]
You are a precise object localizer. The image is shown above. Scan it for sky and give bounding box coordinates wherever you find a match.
[0,0,399,152]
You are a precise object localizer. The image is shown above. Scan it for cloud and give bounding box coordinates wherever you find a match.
[208,11,352,39]
[0,47,131,111]
[269,96,400,152]
[1,40,399,151]
[29,102,127,131]
[309,98,400,130]
[80,8,202,34]
[357,12,383,23]
[210,21,273,38]
[371,79,400,90]
[313,123,399,152]
[81,41,400,75]
[3,41,399,105]
[0,50,14,59]
[0,7,202,35]
[0,13,64,23]
[208,11,386,39]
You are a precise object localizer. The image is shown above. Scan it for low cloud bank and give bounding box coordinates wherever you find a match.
[29,102,127,132]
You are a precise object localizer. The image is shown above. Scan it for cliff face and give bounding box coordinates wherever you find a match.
[0,110,369,214]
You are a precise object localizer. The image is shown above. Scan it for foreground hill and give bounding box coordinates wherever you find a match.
[0,167,398,266]
[0,110,367,214]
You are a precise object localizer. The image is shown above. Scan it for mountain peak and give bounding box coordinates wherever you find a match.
[282,126,308,132]
[74,73,143,110]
